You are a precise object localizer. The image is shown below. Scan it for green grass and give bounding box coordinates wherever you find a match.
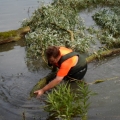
[44,82,94,120]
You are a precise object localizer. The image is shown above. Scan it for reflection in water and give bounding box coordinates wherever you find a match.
[25,57,49,72]
[0,38,50,120]
[0,69,50,120]
[0,39,25,52]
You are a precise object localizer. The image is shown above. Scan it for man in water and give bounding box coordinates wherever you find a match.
[34,46,87,98]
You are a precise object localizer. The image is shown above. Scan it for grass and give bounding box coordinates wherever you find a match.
[44,81,94,120]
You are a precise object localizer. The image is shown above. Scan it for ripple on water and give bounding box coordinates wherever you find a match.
[0,74,48,119]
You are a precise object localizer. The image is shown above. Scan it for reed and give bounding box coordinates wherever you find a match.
[44,81,94,120]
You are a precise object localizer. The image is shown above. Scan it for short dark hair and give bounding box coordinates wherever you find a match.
[46,46,60,59]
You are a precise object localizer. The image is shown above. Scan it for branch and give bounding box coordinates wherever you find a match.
[0,26,30,44]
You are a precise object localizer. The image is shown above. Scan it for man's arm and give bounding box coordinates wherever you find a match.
[34,76,64,98]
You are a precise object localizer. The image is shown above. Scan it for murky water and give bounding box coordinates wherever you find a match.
[0,1,120,120]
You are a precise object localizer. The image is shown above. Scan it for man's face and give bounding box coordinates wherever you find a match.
[49,56,59,65]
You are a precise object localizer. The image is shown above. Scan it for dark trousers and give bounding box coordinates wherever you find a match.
[47,64,87,83]
[67,64,87,80]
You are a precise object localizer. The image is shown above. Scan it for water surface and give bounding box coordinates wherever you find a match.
[0,1,120,120]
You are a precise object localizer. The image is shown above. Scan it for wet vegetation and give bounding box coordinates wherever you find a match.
[22,0,120,61]
[20,0,120,119]
[44,82,94,120]
[92,7,120,48]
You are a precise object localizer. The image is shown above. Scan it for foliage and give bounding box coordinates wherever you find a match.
[44,82,93,120]
[21,0,96,59]
[20,0,120,71]
[92,7,120,48]
[92,8,120,36]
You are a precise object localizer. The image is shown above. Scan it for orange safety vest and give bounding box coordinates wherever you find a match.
[56,47,78,77]
[56,47,87,77]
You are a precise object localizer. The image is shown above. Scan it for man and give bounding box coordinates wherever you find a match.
[34,46,87,98]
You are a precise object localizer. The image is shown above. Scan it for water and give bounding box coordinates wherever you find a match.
[0,0,52,120]
[0,0,52,32]
[0,1,120,120]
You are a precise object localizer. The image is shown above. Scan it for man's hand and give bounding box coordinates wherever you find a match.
[34,89,44,98]
[34,76,63,98]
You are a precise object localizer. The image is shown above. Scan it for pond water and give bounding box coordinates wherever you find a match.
[0,1,120,120]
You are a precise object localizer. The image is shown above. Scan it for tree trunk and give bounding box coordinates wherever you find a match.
[0,26,30,44]
[86,48,120,63]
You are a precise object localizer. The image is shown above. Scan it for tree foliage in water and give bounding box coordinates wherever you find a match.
[22,3,91,59]
[22,0,120,61]
[92,7,120,48]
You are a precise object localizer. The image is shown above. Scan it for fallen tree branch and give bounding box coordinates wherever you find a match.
[86,48,120,63]
[0,26,30,44]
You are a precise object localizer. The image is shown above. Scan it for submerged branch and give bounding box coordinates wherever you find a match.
[30,72,56,98]
[86,48,120,63]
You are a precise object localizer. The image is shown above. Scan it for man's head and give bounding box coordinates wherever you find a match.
[46,46,60,64]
